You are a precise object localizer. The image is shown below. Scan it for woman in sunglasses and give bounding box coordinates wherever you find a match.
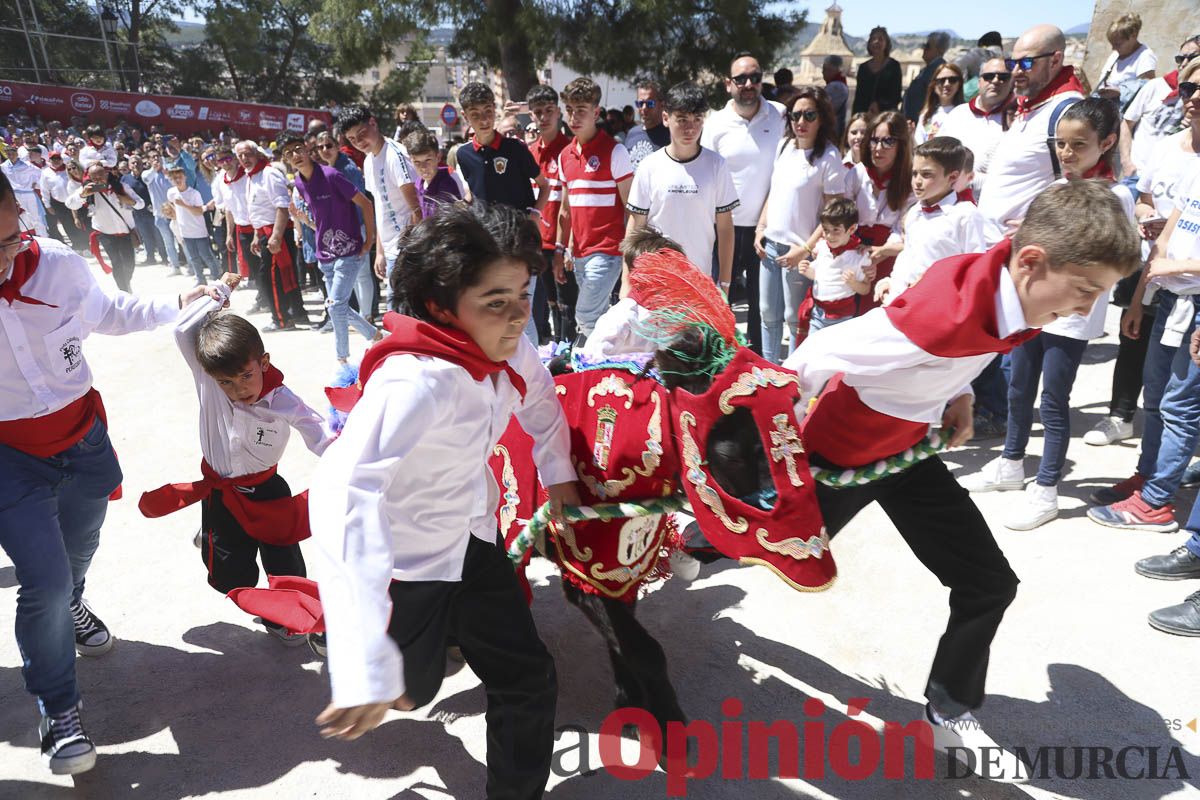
[753,86,845,363]
[844,110,914,313]
[915,64,966,145]
[852,26,903,116]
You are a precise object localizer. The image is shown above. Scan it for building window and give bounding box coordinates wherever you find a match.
[371,70,380,81]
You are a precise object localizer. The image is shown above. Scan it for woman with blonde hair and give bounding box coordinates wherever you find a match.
[1096,12,1157,105]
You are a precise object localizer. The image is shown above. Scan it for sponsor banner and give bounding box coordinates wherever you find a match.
[0,80,330,139]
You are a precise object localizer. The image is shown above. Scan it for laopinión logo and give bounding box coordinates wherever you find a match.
[534,696,1190,796]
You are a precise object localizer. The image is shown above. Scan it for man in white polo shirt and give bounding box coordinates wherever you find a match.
[700,51,786,354]
[978,24,1083,245]
[938,57,1013,196]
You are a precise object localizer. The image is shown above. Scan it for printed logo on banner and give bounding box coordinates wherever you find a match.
[71,93,95,113]
[99,99,131,113]
[28,94,64,107]
[199,107,209,120]
[136,99,162,118]
[286,113,304,132]
[258,112,283,130]
[238,109,253,122]
[0,85,12,97]
[167,103,194,120]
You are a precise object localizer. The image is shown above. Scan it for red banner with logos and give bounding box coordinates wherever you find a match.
[0,80,331,139]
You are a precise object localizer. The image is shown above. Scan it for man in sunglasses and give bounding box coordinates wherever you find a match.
[977,24,1083,246]
[903,31,951,123]
[940,56,1014,194]
[623,79,671,171]
[1119,32,1200,183]
[700,51,787,354]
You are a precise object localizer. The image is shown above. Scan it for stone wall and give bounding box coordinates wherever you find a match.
[1082,0,1199,87]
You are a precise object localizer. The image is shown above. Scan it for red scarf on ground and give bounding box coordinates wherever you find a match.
[1163,70,1181,104]
[885,238,1040,357]
[0,240,56,308]
[1015,66,1084,120]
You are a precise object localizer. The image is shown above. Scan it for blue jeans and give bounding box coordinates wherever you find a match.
[132,212,162,263]
[759,238,810,364]
[319,253,379,360]
[0,417,122,715]
[1141,296,1200,507]
[1002,332,1088,486]
[153,216,179,268]
[573,252,623,337]
[973,354,1011,421]
[354,258,375,319]
[182,237,219,284]
[809,303,854,334]
[524,275,539,345]
[1183,500,1200,558]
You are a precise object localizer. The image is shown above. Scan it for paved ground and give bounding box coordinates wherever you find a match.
[2,257,1199,800]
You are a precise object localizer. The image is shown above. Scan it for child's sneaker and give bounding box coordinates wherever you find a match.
[669,548,701,582]
[1004,483,1058,530]
[1088,473,1144,505]
[70,599,113,656]
[925,704,1027,783]
[959,456,1024,493]
[255,617,307,647]
[1087,490,1178,532]
[307,633,327,658]
[1083,416,1133,446]
[40,702,96,775]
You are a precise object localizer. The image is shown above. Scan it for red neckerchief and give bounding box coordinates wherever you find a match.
[1015,66,1084,120]
[828,234,861,256]
[472,133,503,152]
[826,74,847,85]
[967,97,996,117]
[885,238,1040,357]
[49,163,66,173]
[957,188,976,204]
[921,203,941,214]
[865,165,891,192]
[223,159,268,184]
[1081,161,1116,181]
[222,166,243,184]
[1163,70,1181,104]
[0,240,57,308]
[256,364,285,401]
[359,312,527,398]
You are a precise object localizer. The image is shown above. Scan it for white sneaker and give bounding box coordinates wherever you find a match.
[1004,483,1059,531]
[926,705,1027,783]
[1083,416,1133,446]
[959,457,1025,493]
[669,549,701,582]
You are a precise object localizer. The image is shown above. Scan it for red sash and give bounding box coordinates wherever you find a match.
[88,231,118,275]
[854,224,895,314]
[0,388,105,458]
[255,225,298,293]
[138,459,310,546]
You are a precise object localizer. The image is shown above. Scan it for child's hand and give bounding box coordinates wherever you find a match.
[796,259,813,278]
[873,277,891,304]
[841,269,858,283]
[316,697,414,741]
[546,481,581,526]
[940,394,974,449]
[221,272,242,291]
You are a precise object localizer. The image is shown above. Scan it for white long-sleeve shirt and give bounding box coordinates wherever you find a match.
[309,336,574,707]
[174,287,331,477]
[244,164,290,229]
[66,182,143,235]
[889,192,987,293]
[79,143,118,169]
[1,237,178,421]
[41,165,71,204]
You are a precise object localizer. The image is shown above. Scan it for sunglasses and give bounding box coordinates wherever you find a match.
[787,109,819,123]
[316,142,337,150]
[980,71,1013,83]
[1175,52,1199,67]
[933,76,961,86]
[869,135,898,149]
[635,99,657,109]
[1005,52,1057,71]
[1182,82,1199,101]
[730,71,763,86]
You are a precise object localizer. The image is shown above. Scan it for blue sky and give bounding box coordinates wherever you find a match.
[792,0,1094,38]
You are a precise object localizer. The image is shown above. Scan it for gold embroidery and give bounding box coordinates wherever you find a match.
[754,527,830,560]
[768,413,806,487]
[555,384,567,396]
[718,366,801,414]
[550,518,593,562]
[492,445,519,535]
[587,374,634,409]
[575,392,665,500]
[589,516,667,585]
[679,411,748,533]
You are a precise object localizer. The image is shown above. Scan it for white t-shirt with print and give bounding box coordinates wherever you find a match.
[625,146,740,273]
[363,138,416,262]
[914,105,956,145]
[1125,79,1189,174]
[1097,44,1157,91]
[167,186,208,239]
[1155,160,1200,296]
[761,143,845,246]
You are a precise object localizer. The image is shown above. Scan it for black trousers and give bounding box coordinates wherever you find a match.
[97,232,136,293]
[1110,306,1155,422]
[46,198,86,249]
[711,226,763,355]
[387,534,557,800]
[238,230,270,308]
[541,250,578,344]
[199,474,306,595]
[814,455,1019,716]
[240,230,305,326]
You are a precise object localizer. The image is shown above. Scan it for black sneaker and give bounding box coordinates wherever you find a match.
[70,600,113,656]
[255,617,307,647]
[1136,546,1200,580]
[1148,590,1200,636]
[307,633,327,658]
[971,412,1007,440]
[40,702,96,775]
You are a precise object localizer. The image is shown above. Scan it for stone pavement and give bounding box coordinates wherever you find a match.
[1,257,1199,799]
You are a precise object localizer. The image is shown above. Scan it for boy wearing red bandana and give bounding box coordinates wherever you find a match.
[139,274,332,639]
[782,180,1140,780]
[0,171,218,776]
[309,204,578,800]
[795,197,870,341]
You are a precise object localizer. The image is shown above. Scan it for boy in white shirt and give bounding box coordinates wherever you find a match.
[877,137,986,305]
[797,197,870,337]
[139,274,331,644]
[308,204,578,798]
[167,166,219,284]
[625,81,739,289]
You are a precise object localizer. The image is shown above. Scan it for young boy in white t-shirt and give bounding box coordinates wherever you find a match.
[167,166,219,284]
[625,81,739,289]
[797,197,870,337]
